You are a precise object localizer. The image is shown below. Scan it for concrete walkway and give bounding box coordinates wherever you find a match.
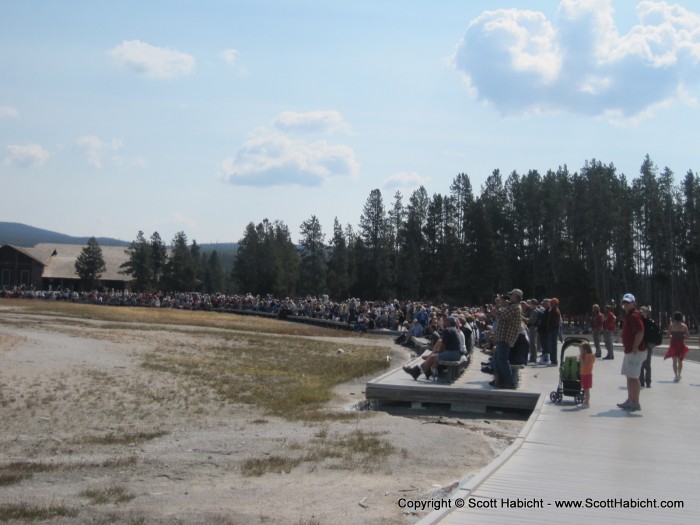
[419,349,700,524]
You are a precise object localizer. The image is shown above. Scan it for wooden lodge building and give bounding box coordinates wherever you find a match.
[0,243,132,291]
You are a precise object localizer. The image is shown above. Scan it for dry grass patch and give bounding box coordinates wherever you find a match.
[0,461,60,486]
[0,503,78,521]
[80,430,168,446]
[242,429,398,477]
[0,299,354,337]
[143,334,388,419]
[80,484,135,505]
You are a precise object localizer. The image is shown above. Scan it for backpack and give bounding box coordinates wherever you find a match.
[643,318,662,345]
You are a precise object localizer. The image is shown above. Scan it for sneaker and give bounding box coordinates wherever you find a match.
[538,356,550,365]
[646,383,651,388]
[673,376,680,383]
[640,384,645,389]
[403,366,420,381]
[627,403,641,412]
[577,403,589,409]
[617,400,632,408]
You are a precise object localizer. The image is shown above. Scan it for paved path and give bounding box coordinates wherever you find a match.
[419,348,700,524]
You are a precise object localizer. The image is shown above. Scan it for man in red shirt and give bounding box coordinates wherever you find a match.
[617,293,646,412]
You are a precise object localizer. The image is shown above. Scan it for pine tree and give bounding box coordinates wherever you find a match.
[299,215,327,295]
[120,231,152,291]
[358,189,390,298]
[75,237,106,291]
[164,231,196,291]
[150,232,167,290]
[327,217,350,299]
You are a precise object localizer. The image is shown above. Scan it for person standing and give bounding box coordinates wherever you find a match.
[591,304,604,358]
[537,299,551,365]
[578,342,595,408]
[639,306,659,388]
[545,298,561,365]
[664,311,690,382]
[526,299,540,364]
[617,294,646,412]
[490,289,524,389]
[602,304,616,359]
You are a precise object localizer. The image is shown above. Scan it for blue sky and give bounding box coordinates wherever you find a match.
[2,0,700,244]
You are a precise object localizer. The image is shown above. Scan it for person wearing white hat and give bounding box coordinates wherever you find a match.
[617,293,647,412]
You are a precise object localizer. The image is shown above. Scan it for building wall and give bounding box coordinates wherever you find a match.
[0,246,44,289]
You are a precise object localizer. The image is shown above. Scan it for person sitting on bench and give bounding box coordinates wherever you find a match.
[403,316,463,380]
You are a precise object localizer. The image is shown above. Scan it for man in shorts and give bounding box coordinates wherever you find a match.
[617,293,646,412]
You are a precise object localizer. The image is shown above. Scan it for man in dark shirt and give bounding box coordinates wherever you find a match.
[403,316,462,380]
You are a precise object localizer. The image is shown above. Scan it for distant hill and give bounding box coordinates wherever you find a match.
[0,222,238,271]
[0,222,129,247]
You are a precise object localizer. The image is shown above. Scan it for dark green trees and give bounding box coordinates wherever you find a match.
[298,215,327,296]
[230,220,299,296]
[120,231,151,291]
[112,155,699,319]
[75,237,106,290]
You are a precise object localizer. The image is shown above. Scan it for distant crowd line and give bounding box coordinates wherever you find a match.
[1,287,600,332]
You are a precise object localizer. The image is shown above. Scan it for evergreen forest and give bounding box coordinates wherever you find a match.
[122,156,700,319]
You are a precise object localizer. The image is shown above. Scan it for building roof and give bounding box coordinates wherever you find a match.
[22,243,131,282]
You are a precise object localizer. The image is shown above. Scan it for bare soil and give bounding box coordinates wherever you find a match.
[0,306,525,524]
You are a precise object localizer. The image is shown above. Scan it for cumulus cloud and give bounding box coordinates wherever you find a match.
[3,144,50,167]
[273,110,351,134]
[110,40,195,79]
[220,48,248,76]
[382,172,430,195]
[219,130,358,187]
[453,0,700,119]
[0,106,19,119]
[76,135,123,169]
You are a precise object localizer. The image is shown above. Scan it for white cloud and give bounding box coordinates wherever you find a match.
[220,48,248,76]
[76,135,123,169]
[3,144,50,167]
[219,130,359,187]
[453,0,700,119]
[113,155,148,168]
[273,110,351,135]
[0,106,19,119]
[382,172,430,195]
[110,40,195,79]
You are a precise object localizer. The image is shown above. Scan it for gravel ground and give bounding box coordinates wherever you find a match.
[0,308,525,524]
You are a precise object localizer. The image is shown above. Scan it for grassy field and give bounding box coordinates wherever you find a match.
[0,298,390,420]
[0,298,352,337]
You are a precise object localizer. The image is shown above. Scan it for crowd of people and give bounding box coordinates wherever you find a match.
[2,285,697,399]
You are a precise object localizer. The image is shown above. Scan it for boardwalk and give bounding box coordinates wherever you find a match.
[412,347,700,524]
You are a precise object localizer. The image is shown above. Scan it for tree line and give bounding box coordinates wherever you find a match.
[117,155,699,320]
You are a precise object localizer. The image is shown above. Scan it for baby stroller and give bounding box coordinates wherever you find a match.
[549,337,588,404]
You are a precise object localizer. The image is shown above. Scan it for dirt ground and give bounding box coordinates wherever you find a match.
[0,306,525,524]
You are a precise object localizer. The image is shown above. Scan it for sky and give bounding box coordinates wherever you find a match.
[2,0,700,244]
